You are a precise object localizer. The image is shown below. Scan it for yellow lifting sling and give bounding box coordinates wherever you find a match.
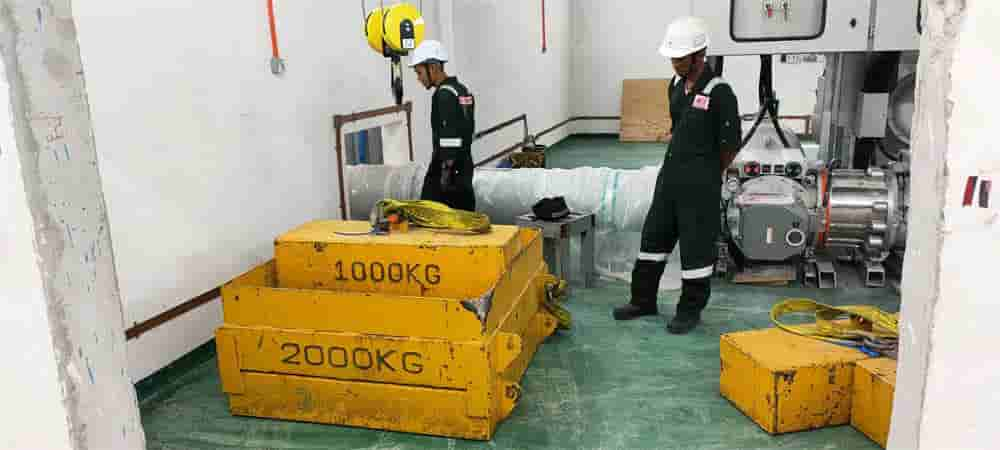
[770,298,899,358]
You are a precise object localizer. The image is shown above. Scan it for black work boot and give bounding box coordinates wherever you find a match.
[613,259,667,320]
[668,277,711,334]
[613,302,658,320]
[667,312,701,334]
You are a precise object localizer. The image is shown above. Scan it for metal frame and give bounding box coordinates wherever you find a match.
[333,102,416,219]
[474,116,620,167]
[515,212,597,288]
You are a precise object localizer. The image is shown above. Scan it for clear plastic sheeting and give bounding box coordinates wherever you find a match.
[475,166,681,290]
[345,163,682,291]
[344,163,426,220]
[475,166,656,232]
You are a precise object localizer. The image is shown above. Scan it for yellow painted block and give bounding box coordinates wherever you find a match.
[216,326,483,390]
[851,358,897,448]
[222,246,542,341]
[216,219,559,440]
[221,261,483,341]
[217,308,557,440]
[274,220,531,299]
[230,372,493,440]
[225,223,543,341]
[719,328,871,434]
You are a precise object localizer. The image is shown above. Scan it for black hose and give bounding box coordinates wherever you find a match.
[721,198,735,245]
[738,55,792,151]
[876,139,902,162]
[708,56,725,77]
[917,0,923,35]
[768,103,792,148]
[760,55,792,149]
[738,103,768,151]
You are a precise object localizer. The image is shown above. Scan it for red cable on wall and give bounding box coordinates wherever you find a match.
[267,0,285,74]
[267,0,280,59]
[541,0,547,53]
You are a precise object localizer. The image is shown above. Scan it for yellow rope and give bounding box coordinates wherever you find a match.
[770,298,899,356]
[375,199,491,233]
[538,274,572,330]
[375,199,571,330]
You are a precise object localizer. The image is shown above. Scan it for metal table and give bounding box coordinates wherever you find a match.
[515,212,596,287]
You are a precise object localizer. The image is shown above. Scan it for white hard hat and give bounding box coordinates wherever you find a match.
[658,16,710,59]
[408,40,449,67]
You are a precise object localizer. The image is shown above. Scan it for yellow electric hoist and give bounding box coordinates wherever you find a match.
[364,2,425,105]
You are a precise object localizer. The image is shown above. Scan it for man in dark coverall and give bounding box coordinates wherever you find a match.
[613,17,741,334]
[409,40,477,212]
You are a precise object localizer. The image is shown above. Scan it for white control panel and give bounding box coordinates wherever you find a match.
[873,0,920,51]
[732,0,826,41]
[693,0,874,55]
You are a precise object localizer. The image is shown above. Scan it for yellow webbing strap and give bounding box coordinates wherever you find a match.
[538,274,572,330]
[375,199,491,234]
[770,298,899,355]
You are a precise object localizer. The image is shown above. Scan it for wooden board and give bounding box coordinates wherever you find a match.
[732,265,797,284]
[620,79,671,142]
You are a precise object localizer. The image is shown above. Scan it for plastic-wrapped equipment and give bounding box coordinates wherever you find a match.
[345,163,682,290]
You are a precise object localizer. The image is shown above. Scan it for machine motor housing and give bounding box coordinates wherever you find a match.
[728,176,815,262]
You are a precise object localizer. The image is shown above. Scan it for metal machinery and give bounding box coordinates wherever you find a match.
[693,0,921,287]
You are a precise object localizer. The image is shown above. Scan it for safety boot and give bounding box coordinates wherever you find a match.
[613,302,659,320]
[614,259,667,320]
[667,312,701,334]
[668,277,711,334]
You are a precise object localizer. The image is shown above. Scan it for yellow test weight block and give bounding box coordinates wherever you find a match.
[215,300,557,440]
[851,358,897,448]
[274,220,529,299]
[216,222,560,440]
[720,327,871,434]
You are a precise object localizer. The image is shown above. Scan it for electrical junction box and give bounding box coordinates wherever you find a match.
[693,0,874,55]
[732,0,826,41]
[855,92,890,138]
[872,0,920,51]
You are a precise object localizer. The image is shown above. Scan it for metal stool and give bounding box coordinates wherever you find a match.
[515,212,596,287]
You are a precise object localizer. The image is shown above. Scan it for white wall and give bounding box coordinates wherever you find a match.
[889,1,1000,449]
[72,1,571,381]
[0,56,75,450]
[1,1,144,447]
[570,0,824,134]
[451,0,572,159]
[72,1,442,381]
[901,1,1000,448]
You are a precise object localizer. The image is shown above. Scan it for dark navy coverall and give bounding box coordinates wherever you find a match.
[631,69,741,317]
[421,76,476,212]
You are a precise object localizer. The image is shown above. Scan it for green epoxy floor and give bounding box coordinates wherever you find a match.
[139,136,898,449]
[545,135,667,170]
